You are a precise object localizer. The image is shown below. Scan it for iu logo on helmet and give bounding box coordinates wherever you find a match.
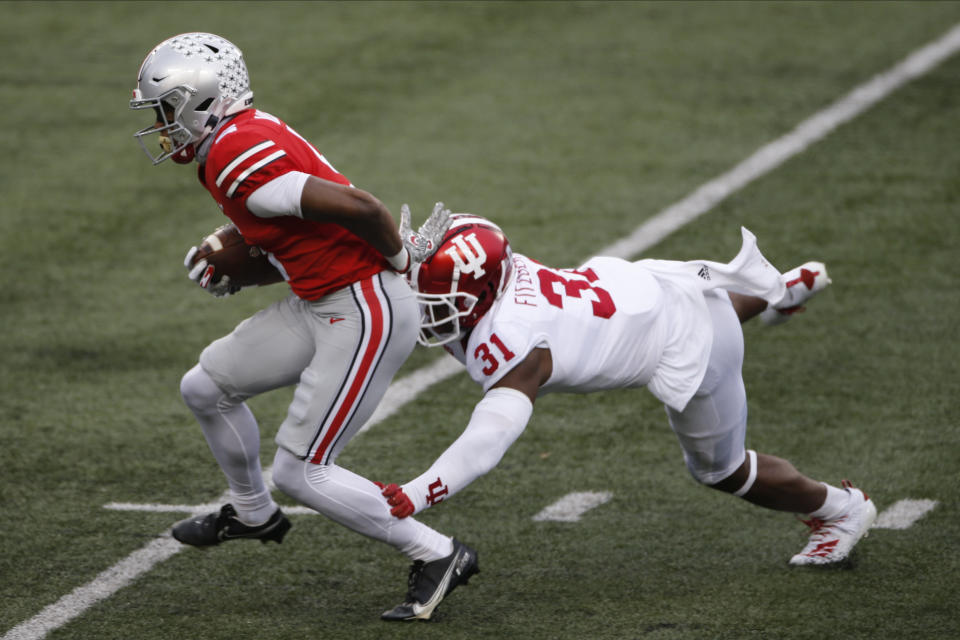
[445,233,487,279]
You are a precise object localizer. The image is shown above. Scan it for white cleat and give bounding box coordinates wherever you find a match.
[789,481,877,566]
[761,261,831,325]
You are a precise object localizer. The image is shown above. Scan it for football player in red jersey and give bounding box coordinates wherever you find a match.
[131,33,476,621]
[379,214,877,568]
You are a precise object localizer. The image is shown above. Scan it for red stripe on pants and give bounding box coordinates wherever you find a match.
[309,277,386,464]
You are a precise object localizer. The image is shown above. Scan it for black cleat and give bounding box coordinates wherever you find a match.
[381,538,479,621]
[171,503,291,547]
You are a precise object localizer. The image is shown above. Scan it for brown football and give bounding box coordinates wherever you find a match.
[190,223,284,288]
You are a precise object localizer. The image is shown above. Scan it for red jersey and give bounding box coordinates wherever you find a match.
[198,109,388,300]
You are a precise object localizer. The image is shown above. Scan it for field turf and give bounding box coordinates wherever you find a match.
[2,2,959,639]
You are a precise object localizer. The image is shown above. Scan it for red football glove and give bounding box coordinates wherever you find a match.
[375,482,415,518]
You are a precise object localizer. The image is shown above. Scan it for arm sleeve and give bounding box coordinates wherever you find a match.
[401,387,534,515]
[245,170,311,218]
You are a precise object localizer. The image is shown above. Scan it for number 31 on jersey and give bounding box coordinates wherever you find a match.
[474,334,516,376]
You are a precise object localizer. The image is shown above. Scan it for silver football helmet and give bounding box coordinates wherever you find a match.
[131,33,254,164]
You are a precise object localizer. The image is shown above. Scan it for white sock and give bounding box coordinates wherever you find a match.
[807,483,850,520]
[403,531,455,563]
[230,488,278,526]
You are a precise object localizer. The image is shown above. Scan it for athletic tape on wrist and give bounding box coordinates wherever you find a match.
[733,449,758,497]
[386,247,410,272]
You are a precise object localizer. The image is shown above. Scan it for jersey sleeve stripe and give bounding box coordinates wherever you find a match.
[225,149,287,198]
[215,140,275,188]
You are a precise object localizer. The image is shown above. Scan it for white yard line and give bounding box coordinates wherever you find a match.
[102,502,320,516]
[2,357,455,640]
[599,22,960,260]
[872,499,939,530]
[106,496,942,530]
[7,24,960,640]
[1,537,185,640]
[532,492,614,522]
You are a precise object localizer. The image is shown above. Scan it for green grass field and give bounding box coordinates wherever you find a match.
[2,2,959,638]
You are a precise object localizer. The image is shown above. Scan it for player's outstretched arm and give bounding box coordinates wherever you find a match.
[381,348,552,517]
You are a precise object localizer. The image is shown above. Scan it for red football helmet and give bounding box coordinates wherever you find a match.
[410,214,513,346]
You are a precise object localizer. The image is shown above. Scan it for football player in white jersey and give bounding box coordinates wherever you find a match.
[131,33,476,621]
[379,211,877,567]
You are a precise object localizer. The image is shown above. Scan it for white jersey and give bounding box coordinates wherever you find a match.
[445,227,786,412]
[443,253,708,411]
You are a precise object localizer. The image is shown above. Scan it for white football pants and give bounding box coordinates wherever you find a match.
[664,290,749,485]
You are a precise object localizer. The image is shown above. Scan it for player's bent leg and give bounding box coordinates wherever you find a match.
[710,451,826,513]
[175,295,316,545]
[272,448,478,620]
[271,448,453,559]
[709,453,877,565]
[668,290,875,565]
[174,365,286,546]
[179,365,277,517]
[269,274,478,618]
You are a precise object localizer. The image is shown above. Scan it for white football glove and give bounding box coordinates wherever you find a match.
[399,202,452,264]
[183,246,239,297]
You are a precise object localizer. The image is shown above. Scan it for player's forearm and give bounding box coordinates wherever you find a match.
[344,206,403,260]
[401,388,533,515]
[299,177,402,256]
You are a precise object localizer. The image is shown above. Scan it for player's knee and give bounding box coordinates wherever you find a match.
[271,448,330,500]
[684,454,740,487]
[687,464,715,486]
[270,448,301,496]
[180,364,224,414]
[690,450,755,496]
[271,464,295,498]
